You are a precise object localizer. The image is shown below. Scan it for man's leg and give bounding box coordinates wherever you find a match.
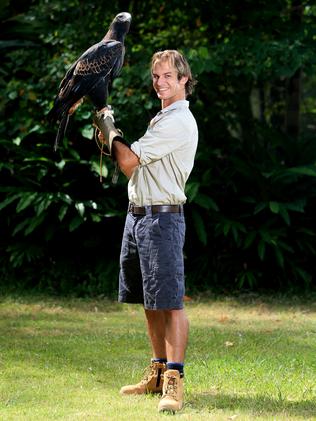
[144,309,167,359]
[145,307,189,366]
[164,309,189,362]
[119,309,167,395]
[118,214,166,396]
[153,308,189,413]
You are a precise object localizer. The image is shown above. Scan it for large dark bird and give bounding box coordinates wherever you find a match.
[47,12,131,150]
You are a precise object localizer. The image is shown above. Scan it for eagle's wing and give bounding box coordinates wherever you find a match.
[48,12,131,151]
[50,40,122,121]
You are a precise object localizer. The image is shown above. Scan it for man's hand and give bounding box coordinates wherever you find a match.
[98,131,106,144]
[93,107,123,156]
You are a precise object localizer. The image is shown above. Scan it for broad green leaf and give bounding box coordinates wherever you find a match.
[13,219,30,236]
[285,200,306,213]
[287,166,316,177]
[81,111,92,119]
[279,206,290,225]
[269,201,279,214]
[16,193,37,213]
[278,241,294,253]
[58,193,72,205]
[91,214,102,223]
[259,229,273,243]
[68,148,81,160]
[254,202,267,214]
[294,267,312,285]
[58,204,68,221]
[237,271,257,288]
[245,271,256,288]
[91,161,108,178]
[274,246,284,268]
[185,182,200,202]
[244,231,256,249]
[69,216,83,232]
[24,213,46,235]
[237,272,246,289]
[191,209,207,245]
[75,202,85,217]
[35,194,54,216]
[81,125,94,140]
[258,239,266,260]
[194,193,219,211]
[296,228,316,236]
[56,160,66,170]
[223,222,231,236]
[0,193,21,211]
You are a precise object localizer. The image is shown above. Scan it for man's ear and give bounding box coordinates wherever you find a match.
[179,76,188,85]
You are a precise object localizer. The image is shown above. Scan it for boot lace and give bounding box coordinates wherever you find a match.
[140,363,156,384]
[163,375,178,399]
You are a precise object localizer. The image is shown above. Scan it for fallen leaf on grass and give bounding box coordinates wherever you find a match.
[225,341,234,347]
[218,314,229,323]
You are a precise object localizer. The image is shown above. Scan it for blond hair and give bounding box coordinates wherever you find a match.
[151,50,196,96]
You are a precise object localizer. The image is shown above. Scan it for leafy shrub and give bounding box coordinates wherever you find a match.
[1,0,315,294]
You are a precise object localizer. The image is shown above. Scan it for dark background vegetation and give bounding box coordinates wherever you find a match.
[1,0,316,296]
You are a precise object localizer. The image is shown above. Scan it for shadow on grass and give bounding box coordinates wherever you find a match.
[187,391,316,418]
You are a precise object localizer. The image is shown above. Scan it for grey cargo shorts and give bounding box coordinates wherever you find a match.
[118,206,186,310]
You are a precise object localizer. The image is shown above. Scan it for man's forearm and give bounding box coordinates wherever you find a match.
[112,140,139,178]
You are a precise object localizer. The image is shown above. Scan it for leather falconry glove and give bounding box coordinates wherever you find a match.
[93,107,123,156]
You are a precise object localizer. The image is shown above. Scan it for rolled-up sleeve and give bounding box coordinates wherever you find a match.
[131,115,189,166]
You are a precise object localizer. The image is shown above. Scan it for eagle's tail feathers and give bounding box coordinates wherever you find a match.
[54,114,70,151]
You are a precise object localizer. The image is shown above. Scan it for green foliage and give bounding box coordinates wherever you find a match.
[0,0,316,294]
[185,127,316,290]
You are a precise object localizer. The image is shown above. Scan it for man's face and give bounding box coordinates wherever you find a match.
[152,60,188,107]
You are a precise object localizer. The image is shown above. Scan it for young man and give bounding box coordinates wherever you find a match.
[96,50,198,413]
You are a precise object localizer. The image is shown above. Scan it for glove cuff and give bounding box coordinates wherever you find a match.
[93,112,123,156]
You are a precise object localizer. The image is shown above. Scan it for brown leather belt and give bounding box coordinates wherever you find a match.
[128,204,183,215]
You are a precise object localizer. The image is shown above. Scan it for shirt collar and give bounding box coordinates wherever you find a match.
[149,100,189,128]
[157,100,189,115]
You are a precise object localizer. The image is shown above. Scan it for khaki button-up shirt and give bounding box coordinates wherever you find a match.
[128,100,198,206]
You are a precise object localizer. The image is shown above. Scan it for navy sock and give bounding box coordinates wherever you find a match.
[167,362,184,377]
[151,357,167,364]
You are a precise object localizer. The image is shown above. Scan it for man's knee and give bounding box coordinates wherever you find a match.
[164,309,189,324]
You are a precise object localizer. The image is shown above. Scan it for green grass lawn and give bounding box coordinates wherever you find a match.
[0,293,315,420]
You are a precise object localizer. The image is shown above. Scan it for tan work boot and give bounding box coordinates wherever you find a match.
[120,361,166,395]
[158,369,184,413]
